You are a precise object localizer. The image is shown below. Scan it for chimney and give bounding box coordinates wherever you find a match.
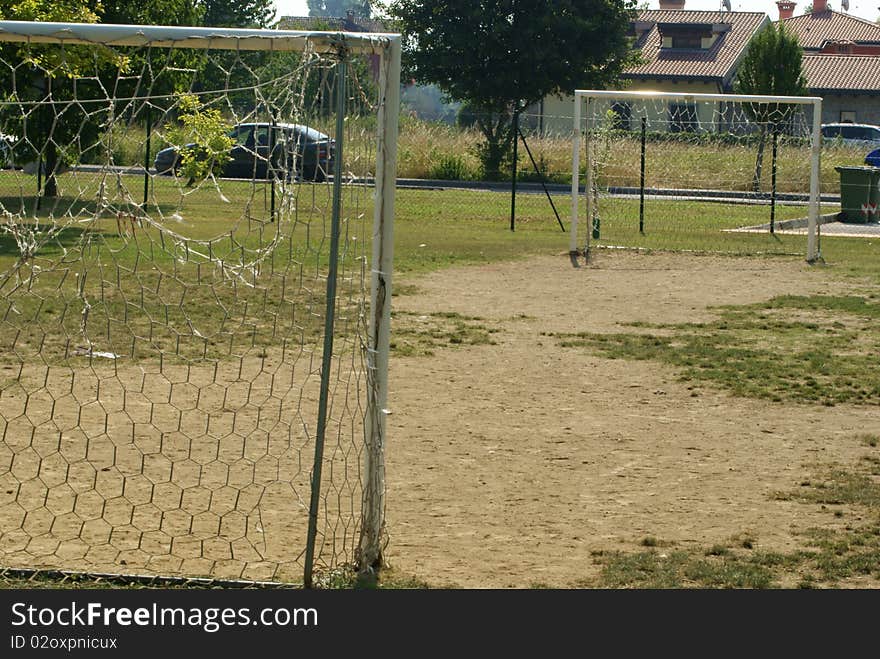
[812,0,828,12]
[776,1,796,19]
[658,0,686,9]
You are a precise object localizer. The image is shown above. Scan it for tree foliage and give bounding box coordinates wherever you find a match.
[0,0,111,197]
[98,0,203,27]
[734,23,808,191]
[734,23,808,109]
[388,0,638,180]
[166,93,234,185]
[307,0,371,18]
[202,0,275,28]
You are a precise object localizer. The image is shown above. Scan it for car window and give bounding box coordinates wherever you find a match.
[253,126,270,147]
[295,126,328,141]
[231,126,254,147]
[841,126,874,140]
[822,125,880,142]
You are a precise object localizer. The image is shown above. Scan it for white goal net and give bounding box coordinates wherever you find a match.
[571,90,823,263]
[0,20,400,586]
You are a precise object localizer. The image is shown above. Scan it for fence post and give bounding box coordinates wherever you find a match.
[143,105,152,208]
[510,109,519,232]
[640,117,646,234]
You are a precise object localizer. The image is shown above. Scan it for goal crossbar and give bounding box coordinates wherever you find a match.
[0,20,395,54]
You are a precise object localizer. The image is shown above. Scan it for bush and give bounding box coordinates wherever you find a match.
[428,154,474,181]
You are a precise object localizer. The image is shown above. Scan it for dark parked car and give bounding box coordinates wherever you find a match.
[154,122,334,181]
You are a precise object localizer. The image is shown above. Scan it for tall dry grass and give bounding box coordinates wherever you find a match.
[95,114,871,194]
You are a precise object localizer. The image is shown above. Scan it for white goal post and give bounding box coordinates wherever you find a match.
[0,20,400,585]
[570,89,823,262]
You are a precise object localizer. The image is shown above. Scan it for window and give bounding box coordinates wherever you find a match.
[671,35,702,49]
[669,103,698,132]
[232,125,254,147]
[253,125,270,147]
[842,125,880,140]
[657,22,713,50]
[840,111,856,124]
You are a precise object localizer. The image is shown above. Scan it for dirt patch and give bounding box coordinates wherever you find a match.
[384,250,880,587]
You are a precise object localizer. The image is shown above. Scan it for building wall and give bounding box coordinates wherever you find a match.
[818,93,880,126]
[818,43,880,55]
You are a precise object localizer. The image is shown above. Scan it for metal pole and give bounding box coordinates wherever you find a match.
[510,109,519,232]
[569,94,582,256]
[806,99,822,261]
[584,98,595,257]
[518,127,565,232]
[770,129,778,234]
[640,117,646,234]
[304,55,347,589]
[358,36,400,577]
[36,155,43,211]
[270,114,276,222]
[143,105,152,208]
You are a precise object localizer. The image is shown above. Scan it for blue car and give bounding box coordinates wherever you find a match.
[866,148,880,167]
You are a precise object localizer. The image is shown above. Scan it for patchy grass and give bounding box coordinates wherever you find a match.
[390,310,499,357]
[553,295,880,406]
[591,437,880,589]
[776,469,880,508]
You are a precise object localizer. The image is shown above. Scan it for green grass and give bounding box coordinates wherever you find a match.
[554,294,880,406]
[595,549,781,589]
[0,169,846,367]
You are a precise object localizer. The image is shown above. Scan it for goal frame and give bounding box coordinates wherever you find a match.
[0,19,401,582]
[570,89,823,262]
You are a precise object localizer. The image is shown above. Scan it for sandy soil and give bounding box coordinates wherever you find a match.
[383,250,880,587]
[2,249,879,588]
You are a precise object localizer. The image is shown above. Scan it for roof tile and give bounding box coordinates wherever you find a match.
[802,54,880,92]
[778,10,880,49]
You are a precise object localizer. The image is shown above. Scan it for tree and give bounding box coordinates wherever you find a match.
[387,0,638,180]
[202,0,275,28]
[166,93,234,185]
[734,23,808,192]
[99,0,203,26]
[307,1,371,17]
[0,1,106,198]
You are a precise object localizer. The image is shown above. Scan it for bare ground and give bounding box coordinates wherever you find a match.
[384,250,880,588]
[2,249,879,588]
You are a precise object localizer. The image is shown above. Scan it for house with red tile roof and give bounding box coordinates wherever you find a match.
[623,9,769,92]
[535,2,769,134]
[775,0,880,125]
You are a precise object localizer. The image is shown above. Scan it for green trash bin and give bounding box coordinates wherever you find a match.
[836,166,880,223]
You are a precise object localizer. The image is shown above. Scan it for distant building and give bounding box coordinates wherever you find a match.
[775,0,880,125]
[536,2,768,134]
[275,11,388,34]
